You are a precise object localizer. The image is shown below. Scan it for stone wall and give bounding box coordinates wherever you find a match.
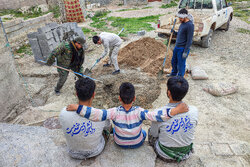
[0,26,27,122]
[28,22,87,63]
[86,0,148,6]
[0,0,47,9]
[2,13,54,50]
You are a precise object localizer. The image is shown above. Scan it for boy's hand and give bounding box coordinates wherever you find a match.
[66,104,79,111]
[170,103,189,116]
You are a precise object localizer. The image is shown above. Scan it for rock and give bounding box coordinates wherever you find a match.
[37,4,49,13]
[0,123,156,167]
[191,66,209,80]
[0,123,81,167]
[20,6,30,14]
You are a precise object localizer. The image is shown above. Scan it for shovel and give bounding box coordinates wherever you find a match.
[83,58,99,75]
[84,28,125,75]
[38,60,102,83]
[157,19,177,79]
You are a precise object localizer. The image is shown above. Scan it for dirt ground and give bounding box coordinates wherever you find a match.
[10,4,250,166]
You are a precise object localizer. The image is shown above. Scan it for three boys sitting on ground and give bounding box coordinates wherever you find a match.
[61,76,198,162]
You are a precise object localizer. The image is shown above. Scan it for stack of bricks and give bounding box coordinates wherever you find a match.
[27,22,86,63]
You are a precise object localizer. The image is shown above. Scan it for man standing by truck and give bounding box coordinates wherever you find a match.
[167,8,194,77]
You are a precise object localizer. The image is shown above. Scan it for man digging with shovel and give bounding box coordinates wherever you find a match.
[92,32,123,75]
[46,37,86,96]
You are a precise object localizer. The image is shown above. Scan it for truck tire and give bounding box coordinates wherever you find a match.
[158,32,168,39]
[201,29,213,48]
[224,16,231,31]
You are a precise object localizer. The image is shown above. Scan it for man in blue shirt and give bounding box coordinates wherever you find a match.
[167,8,194,77]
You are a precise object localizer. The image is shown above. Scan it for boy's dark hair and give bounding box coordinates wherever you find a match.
[92,36,100,44]
[178,8,188,15]
[167,76,189,101]
[119,82,135,104]
[75,78,96,101]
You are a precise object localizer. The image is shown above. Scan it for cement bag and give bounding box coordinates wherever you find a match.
[203,82,238,97]
[191,66,208,80]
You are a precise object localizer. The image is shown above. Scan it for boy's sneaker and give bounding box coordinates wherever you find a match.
[112,70,120,75]
[103,63,111,67]
[55,90,60,96]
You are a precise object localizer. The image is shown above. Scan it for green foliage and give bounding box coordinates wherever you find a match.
[237,28,250,34]
[90,10,112,32]
[16,44,32,56]
[108,15,161,36]
[160,2,178,8]
[0,6,60,20]
[117,8,140,12]
[49,6,60,18]
[82,27,91,34]
[142,7,153,9]
[233,2,250,24]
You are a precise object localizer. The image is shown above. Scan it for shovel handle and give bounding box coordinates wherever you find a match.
[162,19,177,69]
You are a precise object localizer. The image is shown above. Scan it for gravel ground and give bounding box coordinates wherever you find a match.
[13,5,250,166]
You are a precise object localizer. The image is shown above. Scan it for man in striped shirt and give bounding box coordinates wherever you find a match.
[67,82,188,148]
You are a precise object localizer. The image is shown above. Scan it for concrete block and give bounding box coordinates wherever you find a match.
[38,26,51,34]
[38,39,51,60]
[45,31,54,40]
[28,38,44,63]
[230,143,250,156]
[194,144,213,156]
[27,32,39,39]
[46,22,59,30]
[52,29,60,42]
[47,38,56,46]
[211,143,234,156]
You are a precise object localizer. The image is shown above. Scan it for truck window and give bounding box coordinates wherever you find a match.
[216,0,222,10]
[222,0,227,8]
[195,0,202,9]
[179,0,213,9]
[203,0,213,9]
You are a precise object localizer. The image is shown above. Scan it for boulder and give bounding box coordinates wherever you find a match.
[0,123,157,167]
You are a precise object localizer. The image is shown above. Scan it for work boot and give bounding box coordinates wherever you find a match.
[55,90,60,96]
[112,70,120,75]
[166,73,176,77]
[103,63,111,67]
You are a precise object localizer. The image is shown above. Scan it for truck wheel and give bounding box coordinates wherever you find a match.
[158,32,167,39]
[201,29,213,48]
[224,16,231,31]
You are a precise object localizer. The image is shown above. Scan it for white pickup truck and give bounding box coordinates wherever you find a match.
[156,0,233,47]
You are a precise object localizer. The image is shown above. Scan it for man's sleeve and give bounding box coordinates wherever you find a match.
[100,39,109,59]
[184,24,194,53]
[46,43,66,66]
[76,105,116,121]
[138,107,173,122]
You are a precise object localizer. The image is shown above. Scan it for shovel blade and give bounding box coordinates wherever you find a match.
[84,68,92,75]
[157,70,164,79]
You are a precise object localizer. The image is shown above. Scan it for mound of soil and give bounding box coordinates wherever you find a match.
[118,37,173,75]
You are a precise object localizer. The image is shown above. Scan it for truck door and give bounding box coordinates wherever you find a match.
[215,0,224,28]
[221,0,229,22]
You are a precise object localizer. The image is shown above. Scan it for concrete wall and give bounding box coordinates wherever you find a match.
[0,0,47,9]
[0,26,27,122]
[2,13,54,50]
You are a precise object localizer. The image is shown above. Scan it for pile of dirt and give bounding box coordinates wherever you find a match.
[118,37,173,75]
